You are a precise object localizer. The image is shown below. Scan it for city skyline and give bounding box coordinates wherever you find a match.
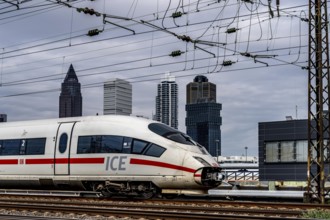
[0,1,308,156]
[0,63,306,157]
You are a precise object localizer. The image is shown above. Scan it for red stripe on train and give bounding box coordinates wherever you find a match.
[24,158,104,165]
[130,158,196,173]
[25,159,53,164]
[70,158,104,164]
[0,159,18,164]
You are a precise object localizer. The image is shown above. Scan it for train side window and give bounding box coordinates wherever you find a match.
[148,123,195,146]
[78,136,124,154]
[26,138,46,155]
[2,139,20,155]
[132,139,149,154]
[122,137,132,154]
[0,140,2,154]
[59,133,68,153]
[144,144,166,157]
[77,136,102,154]
[20,140,26,155]
[91,136,102,153]
[102,136,123,153]
[77,136,92,153]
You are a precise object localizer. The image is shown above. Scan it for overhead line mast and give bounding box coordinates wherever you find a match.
[306,0,330,203]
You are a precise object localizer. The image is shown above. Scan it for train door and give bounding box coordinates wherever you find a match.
[54,122,77,175]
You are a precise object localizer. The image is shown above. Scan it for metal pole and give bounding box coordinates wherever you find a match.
[215,140,219,162]
[245,146,248,162]
[307,0,330,204]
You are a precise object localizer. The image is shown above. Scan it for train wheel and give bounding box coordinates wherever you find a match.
[101,190,113,197]
[140,191,154,199]
[163,194,178,199]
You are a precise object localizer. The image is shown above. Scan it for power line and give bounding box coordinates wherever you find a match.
[0,2,309,59]
[1,40,308,87]
[0,60,307,99]
[1,29,306,77]
[0,1,310,101]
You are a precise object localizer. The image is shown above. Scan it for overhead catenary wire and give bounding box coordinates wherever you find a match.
[0,60,307,99]
[0,2,309,58]
[1,43,308,87]
[0,0,312,47]
[0,1,312,102]
[1,29,308,81]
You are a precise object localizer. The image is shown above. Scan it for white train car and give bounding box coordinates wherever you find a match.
[216,156,259,170]
[0,115,223,198]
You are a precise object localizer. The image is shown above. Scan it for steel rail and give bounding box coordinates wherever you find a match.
[0,192,329,209]
[0,200,304,217]
[0,202,307,220]
[0,194,328,210]
[0,193,327,219]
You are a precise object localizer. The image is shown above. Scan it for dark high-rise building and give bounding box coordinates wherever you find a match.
[186,75,216,104]
[0,114,7,122]
[59,64,82,118]
[155,73,178,129]
[185,75,222,156]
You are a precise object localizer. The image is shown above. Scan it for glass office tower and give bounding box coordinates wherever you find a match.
[186,75,222,156]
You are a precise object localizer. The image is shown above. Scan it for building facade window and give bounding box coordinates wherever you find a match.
[265,142,279,162]
[265,140,312,163]
[280,141,294,162]
[296,140,308,162]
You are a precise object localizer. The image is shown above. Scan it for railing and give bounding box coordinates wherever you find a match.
[224,169,259,182]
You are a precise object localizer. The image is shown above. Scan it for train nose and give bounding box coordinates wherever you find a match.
[194,167,224,187]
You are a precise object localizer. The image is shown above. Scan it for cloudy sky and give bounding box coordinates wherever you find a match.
[0,0,309,156]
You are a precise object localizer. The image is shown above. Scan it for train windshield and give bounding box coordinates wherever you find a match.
[148,123,208,154]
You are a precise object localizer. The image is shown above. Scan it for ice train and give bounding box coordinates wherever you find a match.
[0,115,223,198]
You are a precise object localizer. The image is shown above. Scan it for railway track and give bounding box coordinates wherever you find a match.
[0,195,324,219]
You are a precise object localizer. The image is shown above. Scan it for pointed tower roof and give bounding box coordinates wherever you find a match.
[64,64,78,82]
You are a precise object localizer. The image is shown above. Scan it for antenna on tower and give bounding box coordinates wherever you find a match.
[295,105,298,119]
[61,56,65,74]
[0,48,3,87]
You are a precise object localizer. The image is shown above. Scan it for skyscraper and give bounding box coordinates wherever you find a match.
[59,64,82,118]
[186,75,216,104]
[185,75,222,156]
[155,73,178,129]
[104,78,132,116]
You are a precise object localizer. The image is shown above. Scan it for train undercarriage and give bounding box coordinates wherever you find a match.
[84,181,159,199]
[83,171,223,199]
